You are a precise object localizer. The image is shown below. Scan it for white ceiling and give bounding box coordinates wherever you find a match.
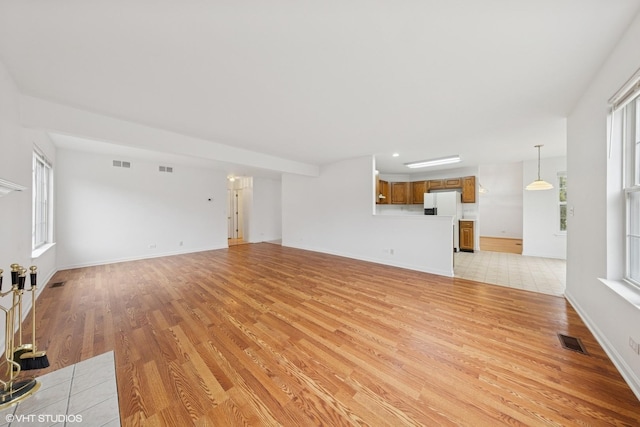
[1,1,639,175]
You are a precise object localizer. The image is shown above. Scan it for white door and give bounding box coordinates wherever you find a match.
[228,189,243,239]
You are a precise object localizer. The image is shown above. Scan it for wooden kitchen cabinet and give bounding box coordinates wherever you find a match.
[459,220,474,252]
[461,176,476,203]
[391,182,410,204]
[428,179,444,190]
[377,179,390,204]
[410,181,427,204]
[444,178,461,189]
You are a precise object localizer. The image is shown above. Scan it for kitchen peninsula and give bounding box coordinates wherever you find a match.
[373,173,479,268]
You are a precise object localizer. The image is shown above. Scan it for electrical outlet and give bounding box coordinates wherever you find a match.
[179,241,183,247]
[629,337,639,354]
[149,244,156,249]
[390,248,395,255]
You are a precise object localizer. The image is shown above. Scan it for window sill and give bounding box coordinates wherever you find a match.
[32,242,56,259]
[598,278,640,311]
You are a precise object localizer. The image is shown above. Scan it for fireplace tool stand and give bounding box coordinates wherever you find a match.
[0,265,41,409]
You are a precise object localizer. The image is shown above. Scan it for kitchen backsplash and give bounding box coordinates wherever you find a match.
[375,202,479,218]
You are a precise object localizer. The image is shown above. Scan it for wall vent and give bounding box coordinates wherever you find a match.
[113,160,131,168]
[159,166,173,173]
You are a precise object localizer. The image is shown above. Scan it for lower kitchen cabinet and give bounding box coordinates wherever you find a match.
[459,220,474,252]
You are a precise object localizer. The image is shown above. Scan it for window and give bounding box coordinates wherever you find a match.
[614,93,640,287]
[626,97,640,286]
[32,150,52,250]
[558,173,567,232]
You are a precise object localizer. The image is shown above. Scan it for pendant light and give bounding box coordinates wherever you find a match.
[526,145,553,191]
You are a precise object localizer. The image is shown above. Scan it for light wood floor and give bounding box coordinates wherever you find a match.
[23,244,640,425]
[479,236,523,254]
[227,238,247,246]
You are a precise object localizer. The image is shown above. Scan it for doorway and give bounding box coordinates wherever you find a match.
[228,188,244,245]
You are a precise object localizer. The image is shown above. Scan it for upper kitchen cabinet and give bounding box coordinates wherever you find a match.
[444,178,462,189]
[461,176,476,203]
[391,182,410,204]
[376,178,390,204]
[410,181,427,204]
[428,179,444,190]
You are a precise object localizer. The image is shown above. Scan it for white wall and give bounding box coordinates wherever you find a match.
[478,162,523,239]
[56,149,228,268]
[522,156,567,259]
[282,156,454,277]
[250,177,282,243]
[566,11,640,399]
[375,204,424,215]
[0,62,31,270]
[20,96,319,177]
[410,166,479,181]
[0,61,57,354]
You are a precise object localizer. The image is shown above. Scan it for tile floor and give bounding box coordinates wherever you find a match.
[0,351,120,427]
[454,250,566,296]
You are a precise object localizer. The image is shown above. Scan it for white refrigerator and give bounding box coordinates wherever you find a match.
[424,191,463,251]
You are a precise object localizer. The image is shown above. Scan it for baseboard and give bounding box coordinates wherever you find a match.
[56,245,227,271]
[565,290,640,401]
[282,243,454,278]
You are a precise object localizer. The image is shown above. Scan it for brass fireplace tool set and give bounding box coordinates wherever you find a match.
[0,264,49,408]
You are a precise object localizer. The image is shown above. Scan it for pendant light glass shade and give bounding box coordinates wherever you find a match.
[526,145,553,191]
[525,179,554,191]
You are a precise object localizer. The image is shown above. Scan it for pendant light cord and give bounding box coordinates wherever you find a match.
[536,144,542,180]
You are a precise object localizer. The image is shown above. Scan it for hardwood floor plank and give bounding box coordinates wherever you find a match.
[17,243,640,425]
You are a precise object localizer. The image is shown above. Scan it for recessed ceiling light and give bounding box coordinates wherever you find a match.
[392,153,400,157]
[405,155,461,169]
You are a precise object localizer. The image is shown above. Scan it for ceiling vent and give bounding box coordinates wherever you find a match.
[112,160,131,168]
[159,166,173,173]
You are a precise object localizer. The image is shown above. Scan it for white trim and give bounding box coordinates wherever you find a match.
[598,278,640,310]
[609,66,640,111]
[565,288,640,402]
[31,242,56,259]
[0,178,26,197]
[55,245,226,270]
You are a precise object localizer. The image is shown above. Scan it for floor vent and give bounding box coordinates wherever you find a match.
[49,281,65,288]
[558,333,588,354]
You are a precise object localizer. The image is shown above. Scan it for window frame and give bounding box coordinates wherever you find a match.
[32,149,53,251]
[619,96,640,288]
[624,98,640,287]
[557,172,567,234]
